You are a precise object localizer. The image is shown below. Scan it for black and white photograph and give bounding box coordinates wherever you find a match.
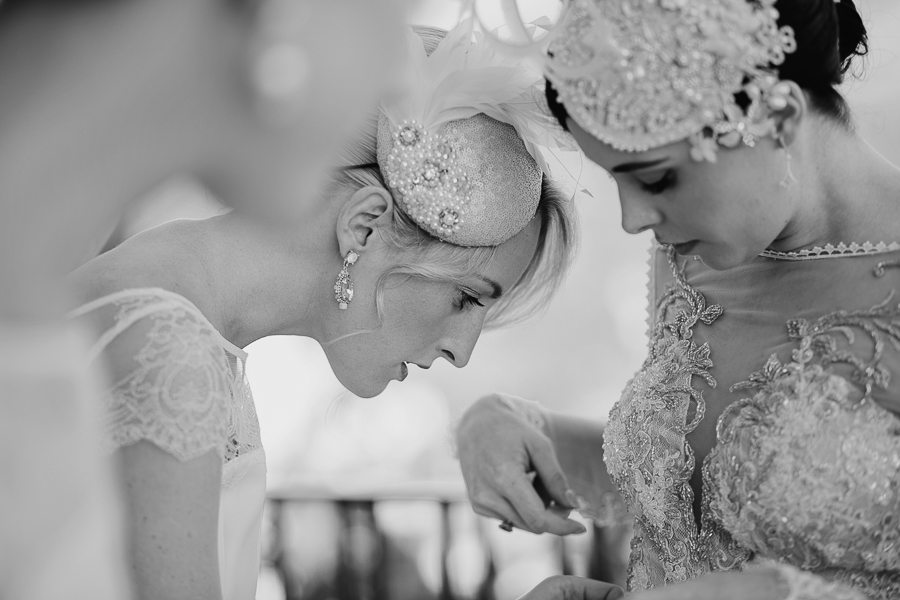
[2,0,899,599]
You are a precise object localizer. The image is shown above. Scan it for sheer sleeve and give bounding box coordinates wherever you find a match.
[94,301,231,462]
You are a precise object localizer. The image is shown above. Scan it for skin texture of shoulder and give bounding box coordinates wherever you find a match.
[68,219,218,317]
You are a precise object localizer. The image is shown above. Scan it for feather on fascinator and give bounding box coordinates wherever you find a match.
[376,19,576,247]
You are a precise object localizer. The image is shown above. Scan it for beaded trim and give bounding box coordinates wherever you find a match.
[545,0,796,161]
[760,241,900,261]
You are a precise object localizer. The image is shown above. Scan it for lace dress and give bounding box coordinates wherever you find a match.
[603,243,900,599]
[71,288,266,600]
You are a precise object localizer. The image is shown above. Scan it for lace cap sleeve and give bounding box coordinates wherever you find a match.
[95,299,231,462]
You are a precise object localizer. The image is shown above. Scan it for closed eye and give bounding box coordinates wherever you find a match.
[638,169,676,195]
[454,287,485,312]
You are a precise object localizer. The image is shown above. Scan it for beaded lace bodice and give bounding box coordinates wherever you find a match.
[603,244,900,598]
[73,288,264,488]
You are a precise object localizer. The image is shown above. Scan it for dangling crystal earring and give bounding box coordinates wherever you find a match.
[333,251,359,310]
[778,135,797,189]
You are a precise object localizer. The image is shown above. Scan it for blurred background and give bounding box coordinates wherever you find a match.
[98,1,900,598]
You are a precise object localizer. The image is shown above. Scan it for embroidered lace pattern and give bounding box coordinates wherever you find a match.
[73,289,264,489]
[605,247,739,589]
[604,246,900,598]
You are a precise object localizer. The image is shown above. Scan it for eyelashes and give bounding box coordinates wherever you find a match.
[454,287,485,311]
[639,169,676,195]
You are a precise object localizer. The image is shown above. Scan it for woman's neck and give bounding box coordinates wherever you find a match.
[198,209,339,349]
[775,124,900,252]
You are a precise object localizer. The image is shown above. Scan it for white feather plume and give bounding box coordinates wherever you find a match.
[379,17,577,178]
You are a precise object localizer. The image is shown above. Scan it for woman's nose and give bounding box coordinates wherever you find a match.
[440,320,482,368]
[619,192,663,235]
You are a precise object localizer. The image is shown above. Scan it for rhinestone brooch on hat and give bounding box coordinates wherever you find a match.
[382,119,473,241]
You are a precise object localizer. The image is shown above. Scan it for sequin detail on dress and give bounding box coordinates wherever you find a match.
[604,245,900,598]
[708,293,900,598]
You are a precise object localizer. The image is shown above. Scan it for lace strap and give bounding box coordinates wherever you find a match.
[96,299,232,462]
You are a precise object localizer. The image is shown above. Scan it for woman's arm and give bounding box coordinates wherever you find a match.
[117,442,223,600]
[89,305,234,600]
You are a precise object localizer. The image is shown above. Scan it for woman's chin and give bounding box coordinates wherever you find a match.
[695,246,753,271]
[341,374,391,399]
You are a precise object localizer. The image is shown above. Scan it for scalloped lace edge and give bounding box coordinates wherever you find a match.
[760,241,900,261]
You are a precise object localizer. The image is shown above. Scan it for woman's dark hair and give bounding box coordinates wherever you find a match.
[546,0,869,130]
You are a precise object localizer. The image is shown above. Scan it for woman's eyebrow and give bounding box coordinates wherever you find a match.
[611,157,669,173]
[478,276,503,299]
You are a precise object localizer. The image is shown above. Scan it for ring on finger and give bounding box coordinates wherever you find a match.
[498,519,514,532]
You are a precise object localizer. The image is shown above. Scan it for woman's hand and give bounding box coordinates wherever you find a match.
[625,571,790,600]
[455,393,585,535]
[518,576,625,600]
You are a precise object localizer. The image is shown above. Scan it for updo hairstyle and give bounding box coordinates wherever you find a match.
[546,0,870,130]
[332,26,578,330]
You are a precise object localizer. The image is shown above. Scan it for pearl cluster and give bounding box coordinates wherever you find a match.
[546,0,797,161]
[382,119,473,241]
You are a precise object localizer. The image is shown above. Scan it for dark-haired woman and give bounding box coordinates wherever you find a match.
[457,0,899,598]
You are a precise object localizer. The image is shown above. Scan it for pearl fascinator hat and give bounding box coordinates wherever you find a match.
[470,0,798,162]
[376,19,576,247]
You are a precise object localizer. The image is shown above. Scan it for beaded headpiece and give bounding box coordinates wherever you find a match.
[376,20,575,247]
[541,0,797,161]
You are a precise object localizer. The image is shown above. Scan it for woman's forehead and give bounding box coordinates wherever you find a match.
[567,118,688,168]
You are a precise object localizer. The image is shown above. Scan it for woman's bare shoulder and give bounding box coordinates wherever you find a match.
[68,219,210,306]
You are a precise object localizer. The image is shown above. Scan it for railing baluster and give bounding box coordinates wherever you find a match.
[439,501,453,600]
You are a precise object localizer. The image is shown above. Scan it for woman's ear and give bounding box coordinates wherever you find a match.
[335,185,396,256]
[768,80,807,147]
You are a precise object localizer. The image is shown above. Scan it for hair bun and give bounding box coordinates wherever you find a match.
[834,0,869,73]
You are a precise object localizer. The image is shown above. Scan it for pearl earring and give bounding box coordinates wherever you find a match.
[778,135,797,189]
[334,251,359,310]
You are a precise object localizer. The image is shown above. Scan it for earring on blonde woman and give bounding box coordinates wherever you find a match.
[334,251,359,310]
[779,135,797,189]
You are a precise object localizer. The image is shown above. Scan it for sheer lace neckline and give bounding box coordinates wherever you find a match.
[72,287,247,359]
[760,241,900,261]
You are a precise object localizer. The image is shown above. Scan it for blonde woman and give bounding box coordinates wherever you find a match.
[66,21,620,600]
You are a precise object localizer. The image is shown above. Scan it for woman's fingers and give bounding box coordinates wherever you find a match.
[472,496,530,530]
[527,435,576,509]
[518,576,625,600]
[569,578,626,600]
[470,469,584,535]
[502,468,586,535]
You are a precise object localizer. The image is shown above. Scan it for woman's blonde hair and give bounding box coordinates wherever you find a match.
[330,26,577,330]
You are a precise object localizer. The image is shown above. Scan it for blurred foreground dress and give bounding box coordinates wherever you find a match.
[603,243,900,598]
[0,0,404,595]
[0,324,131,600]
